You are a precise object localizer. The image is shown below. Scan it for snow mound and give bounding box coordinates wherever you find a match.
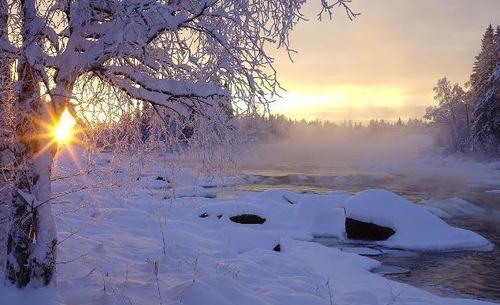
[251,189,302,204]
[291,193,347,238]
[141,168,241,189]
[211,227,281,253]
[345,189,492,251]
[198,191,350,238]
[165,185,216,199]
[0,283,59,305]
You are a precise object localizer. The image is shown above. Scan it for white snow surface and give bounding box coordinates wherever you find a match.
[420,197,486,219]
[345,190,492,251]
[0,283,58,305]
[0,155,495,305]
[486,189,500,194]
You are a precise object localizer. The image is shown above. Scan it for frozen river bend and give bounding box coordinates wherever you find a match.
[2,150,499,305]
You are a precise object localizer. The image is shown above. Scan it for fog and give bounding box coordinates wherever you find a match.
[238,123,500,190]
[242,125,436,172]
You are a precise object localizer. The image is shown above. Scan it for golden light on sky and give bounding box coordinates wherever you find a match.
[271,85,407,121]
[52,108,77,144]
[270,0,500,123]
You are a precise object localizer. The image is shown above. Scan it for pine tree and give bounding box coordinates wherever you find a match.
[470,25,497,99]
[496,26,500,56]
[471,25,500,154]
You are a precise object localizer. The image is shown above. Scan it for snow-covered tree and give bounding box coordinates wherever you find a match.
[0,0,13,265]
[424,77,468,152]
[470,25,500,154]
[0,0,357,288]
[470,25,497,100]
[471,64,500,154]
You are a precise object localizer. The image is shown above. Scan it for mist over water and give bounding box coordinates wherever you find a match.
[242,128,434,171]
[240,126,500,189]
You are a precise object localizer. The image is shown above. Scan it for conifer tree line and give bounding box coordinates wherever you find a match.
[425,24,500,155]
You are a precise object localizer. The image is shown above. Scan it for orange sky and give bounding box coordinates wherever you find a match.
[269,0,500,123]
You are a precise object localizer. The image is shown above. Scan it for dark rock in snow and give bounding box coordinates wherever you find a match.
[199,212,209,218]
[217,214,223,219]
[202,185,217,189]
[156,176,166,181]
[273,244,281,252]
[229,214,266,224]
[345,218,395,241]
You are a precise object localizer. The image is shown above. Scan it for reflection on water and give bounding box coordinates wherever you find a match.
[376,240,500,301]
[239,166,500,302]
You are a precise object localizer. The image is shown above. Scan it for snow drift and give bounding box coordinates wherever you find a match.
[345,189,492,251]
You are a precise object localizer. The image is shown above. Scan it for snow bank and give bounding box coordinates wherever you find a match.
[197,189,349,239]
[0,283,59,305]
[197,188,493,251]
[291,192,349,238]
[345,189,492,251]
[420,197,485,218]
[4,155,495,305]
[486,189,500,194]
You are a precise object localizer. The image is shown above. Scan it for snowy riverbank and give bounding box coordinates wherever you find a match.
[1,155,497,305]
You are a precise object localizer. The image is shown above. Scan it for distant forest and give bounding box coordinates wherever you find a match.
[240,114,431,142]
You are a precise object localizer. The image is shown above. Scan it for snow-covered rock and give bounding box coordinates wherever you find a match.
[229,214,266,224]
[345,189,493,251]
[345,217,395,240]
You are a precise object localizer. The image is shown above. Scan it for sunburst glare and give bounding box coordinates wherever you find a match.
[52,108,77,144]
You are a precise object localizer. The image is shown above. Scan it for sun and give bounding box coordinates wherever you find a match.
[52,108,77,144]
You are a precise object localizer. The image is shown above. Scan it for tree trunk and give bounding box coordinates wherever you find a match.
[4,60,58,288]
[0,0,12,268]
[465,102,471,140]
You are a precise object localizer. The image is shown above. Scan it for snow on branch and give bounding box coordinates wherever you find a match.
[97,64,227,116]
[8,0,357,116]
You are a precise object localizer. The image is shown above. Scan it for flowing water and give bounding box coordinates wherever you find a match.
[238,165,500,302]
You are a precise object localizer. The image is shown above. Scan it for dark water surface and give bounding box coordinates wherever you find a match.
[238,167,500,302]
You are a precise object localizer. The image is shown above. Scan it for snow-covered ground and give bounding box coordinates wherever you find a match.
[1,151,497,305]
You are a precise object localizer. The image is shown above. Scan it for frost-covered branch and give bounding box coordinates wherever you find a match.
[25,0,357,114]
